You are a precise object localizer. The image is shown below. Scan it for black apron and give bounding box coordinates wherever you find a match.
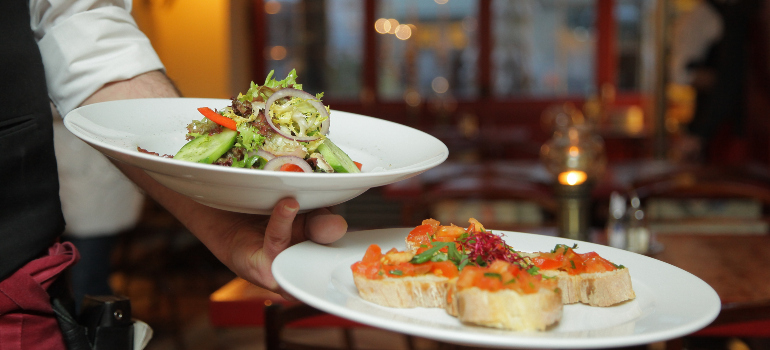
[0,0,66,281]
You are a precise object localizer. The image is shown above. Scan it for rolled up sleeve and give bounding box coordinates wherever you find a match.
[35,4,164,116]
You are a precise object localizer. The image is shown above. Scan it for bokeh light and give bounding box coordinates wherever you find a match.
[431,76,449,94]
[264,1,281,15]
[269,46,287,60]
[394,24,412,40]
[374,18,389,34]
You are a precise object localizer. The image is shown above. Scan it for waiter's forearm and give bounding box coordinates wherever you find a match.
[80,70,181,104]
[77,71,236,245]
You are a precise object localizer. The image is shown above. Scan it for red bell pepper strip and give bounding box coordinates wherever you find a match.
[198,107,237,131]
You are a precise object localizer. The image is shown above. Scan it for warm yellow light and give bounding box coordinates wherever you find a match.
[395,24,412,40]
[558,171,587,186]
[269,46,287,60]
[568,146,580,157]
[374,18,389,34]
[264,1,281,14]
[386,19,400,34]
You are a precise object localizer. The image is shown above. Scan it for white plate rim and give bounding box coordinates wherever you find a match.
[273,228,721,349]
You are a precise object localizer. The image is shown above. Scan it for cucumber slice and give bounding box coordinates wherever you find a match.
[174,129,237,164]
[317,138,360,173]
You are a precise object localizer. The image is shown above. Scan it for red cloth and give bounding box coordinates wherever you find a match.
[0,242,80,350]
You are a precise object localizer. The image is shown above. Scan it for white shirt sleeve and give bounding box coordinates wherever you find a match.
[30,0,165,116]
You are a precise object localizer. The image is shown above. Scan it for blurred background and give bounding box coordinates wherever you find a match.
[96,1,770,349]
[131,0,770,166]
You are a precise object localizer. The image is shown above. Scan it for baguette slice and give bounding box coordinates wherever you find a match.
[455,286,562,331]
[352,273,453,308]
[537,268,635,306]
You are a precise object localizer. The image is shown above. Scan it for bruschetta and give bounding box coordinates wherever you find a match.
[525,244,635,307]
[351,244,458,308]
[450,260,562,331]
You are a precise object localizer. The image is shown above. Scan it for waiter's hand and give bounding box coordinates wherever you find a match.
[222,198,347,298]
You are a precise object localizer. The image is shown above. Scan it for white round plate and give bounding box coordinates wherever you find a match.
[64,98,448,214]
[273,229,721,349]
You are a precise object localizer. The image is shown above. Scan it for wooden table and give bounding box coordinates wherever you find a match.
[208,233,770,339]
[651,234,770,339]
[652,234,770,305]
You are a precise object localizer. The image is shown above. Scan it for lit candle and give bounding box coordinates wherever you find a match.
[558,170,587,186]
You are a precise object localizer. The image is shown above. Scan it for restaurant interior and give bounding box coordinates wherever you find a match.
[78,0,770,349]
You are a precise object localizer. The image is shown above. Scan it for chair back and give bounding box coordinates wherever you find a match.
[630,165,770,235]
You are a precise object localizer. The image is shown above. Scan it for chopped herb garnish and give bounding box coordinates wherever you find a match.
[570,260,576,269]
[389,270,403,276]
[431,252,448,262]
[483,272,502,280]
[527,266,540,275]
[410,243,449,264]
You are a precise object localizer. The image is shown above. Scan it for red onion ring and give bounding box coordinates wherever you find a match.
[264,88,330,142]
[255,149,275,161]
[263,155,313,172]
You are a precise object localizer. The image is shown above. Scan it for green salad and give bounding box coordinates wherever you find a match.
[171,70,360,173]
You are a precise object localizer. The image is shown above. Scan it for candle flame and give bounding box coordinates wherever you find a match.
[558,170,587,186]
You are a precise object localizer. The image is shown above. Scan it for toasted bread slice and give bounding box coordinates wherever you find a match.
[455,286,562,331]
[445,279,459,317]
[537,268,635,306]
[523,247,636,306]
[352,273,453,308]
[450,261,562,331]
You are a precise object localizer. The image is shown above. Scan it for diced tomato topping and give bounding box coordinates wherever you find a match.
[422,219,441,230]
[279,163,305,172]
[385,262,415,277]
[431,261,459,278]
[476,275,504,290]
[456,260,556,294]
[581,252,616,273]
[413,262,433,275]
[435,225,465,240]
[531,253,564,271]
[361,244,382,264]
[456,266,483,289]
[353,161,363,170]
[351,261,381,279]
[531,246,618,275]
[406,224,435,247]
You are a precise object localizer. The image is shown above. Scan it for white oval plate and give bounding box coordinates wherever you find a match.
[64,98,448,214]
[273,229,720,349]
